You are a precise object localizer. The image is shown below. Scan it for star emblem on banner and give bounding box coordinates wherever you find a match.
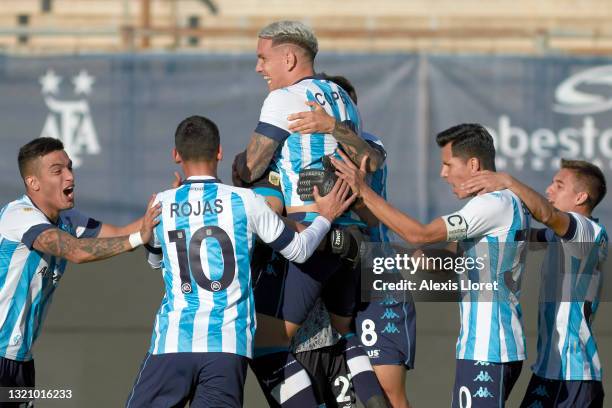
[39,69,62,94]
[72,70,95,95]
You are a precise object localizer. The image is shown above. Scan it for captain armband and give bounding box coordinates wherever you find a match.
[442,213,468,241]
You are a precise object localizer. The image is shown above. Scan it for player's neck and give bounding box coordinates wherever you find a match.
[27,193,60,223]
[568,205,591,219]
[182,161,218,179]
[288,65,315,85]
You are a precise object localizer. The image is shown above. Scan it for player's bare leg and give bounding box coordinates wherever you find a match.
[372,365,411,408]
[254,314,300,348]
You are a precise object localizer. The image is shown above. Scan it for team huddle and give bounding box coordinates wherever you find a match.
[0,20,608,408]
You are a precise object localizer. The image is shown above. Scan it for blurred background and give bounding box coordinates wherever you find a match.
[0,1,611,406]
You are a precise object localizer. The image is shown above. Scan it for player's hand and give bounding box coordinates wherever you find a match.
[314,179,357,222]
[461,171,513,195]
[172,171,183,188]
[232,152,249,187]
[287,101,336,134]
[330,150,368,197]
[139,194,162,244]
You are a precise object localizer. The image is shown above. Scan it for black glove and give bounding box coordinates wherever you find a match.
[329,225,366,270]
[297,155,338,201]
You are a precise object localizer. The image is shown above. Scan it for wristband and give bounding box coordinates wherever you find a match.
[129,232,144,249]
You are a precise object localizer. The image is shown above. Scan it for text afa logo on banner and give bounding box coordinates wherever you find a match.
[39,69,100,167]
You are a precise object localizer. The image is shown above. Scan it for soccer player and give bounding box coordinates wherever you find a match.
[126,116,356,408]
[462,160,607,408]
[288,75,416,408]
[0,137,160,395]
[233,21,387,407]
[332,124,531,407]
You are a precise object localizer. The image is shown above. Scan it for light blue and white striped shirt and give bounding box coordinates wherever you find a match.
[442,190,531,363]
[532,213,607,381]
[0,195,100,361]
[362,132,390,243]
[147,176,331,358]
[256,75,362,208]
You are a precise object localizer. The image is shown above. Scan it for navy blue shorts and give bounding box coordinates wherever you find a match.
[355,295,416,369]
[295,342,356,408]
[520,373,604,408]
[126,352,248,408]
[0,357,35,408]
[452,359,522,408]
[254,212,360,324]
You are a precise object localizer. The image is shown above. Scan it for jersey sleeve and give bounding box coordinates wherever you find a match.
[247,192,294,249]
[60,208,102,239]
[440,193,512,241]
[0,205,55,249]
[254,90,293,142]
[247,191,331,263]
[557,212,605,260]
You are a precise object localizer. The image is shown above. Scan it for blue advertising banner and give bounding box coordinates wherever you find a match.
[0,53,610,228]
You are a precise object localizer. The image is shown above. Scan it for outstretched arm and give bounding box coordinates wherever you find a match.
[288,101,384,171]
[234,133,280,183]
[33,195,161,264]
[331,150,447,244]
[98,218,142,238]
[461,171,571,237]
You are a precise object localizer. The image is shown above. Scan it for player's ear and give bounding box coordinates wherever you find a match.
[575,190,589,207]
[468,157,481,173]
[285,47,298,71]
[24,174,40,192]
[173,148,182,164]
[217,145,223,162]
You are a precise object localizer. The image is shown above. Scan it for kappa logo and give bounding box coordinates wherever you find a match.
[380,308,400,320]
[473,370,493,382]
[553,65,612,115]
[381,322,400,334]
[39,69,100,167]
[473,387,494,398]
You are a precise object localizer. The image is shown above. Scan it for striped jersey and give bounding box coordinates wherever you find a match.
[148,176,307,358]
[255,75,362,207]
[362,132,390,243]
[0,195,100,361]
[292,133,397,353]
[441,190,531,363]
[532,213,608,381]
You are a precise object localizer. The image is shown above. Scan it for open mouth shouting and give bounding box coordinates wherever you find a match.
[63,185,75,202]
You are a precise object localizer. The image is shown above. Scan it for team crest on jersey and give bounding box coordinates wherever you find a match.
[39,69,101,168]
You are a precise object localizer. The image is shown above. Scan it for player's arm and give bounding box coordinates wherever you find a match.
[252,179,356,263]
[352,200,379,228]
[287,101,383,172]
[331,150,447,244]
[33,196,161,264]
[98,218,142,238]
[461,171,571,237]
[234,133,280,183]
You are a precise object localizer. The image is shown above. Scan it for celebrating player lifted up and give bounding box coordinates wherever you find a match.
[331,124,531,408]
[233,20,388,408]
